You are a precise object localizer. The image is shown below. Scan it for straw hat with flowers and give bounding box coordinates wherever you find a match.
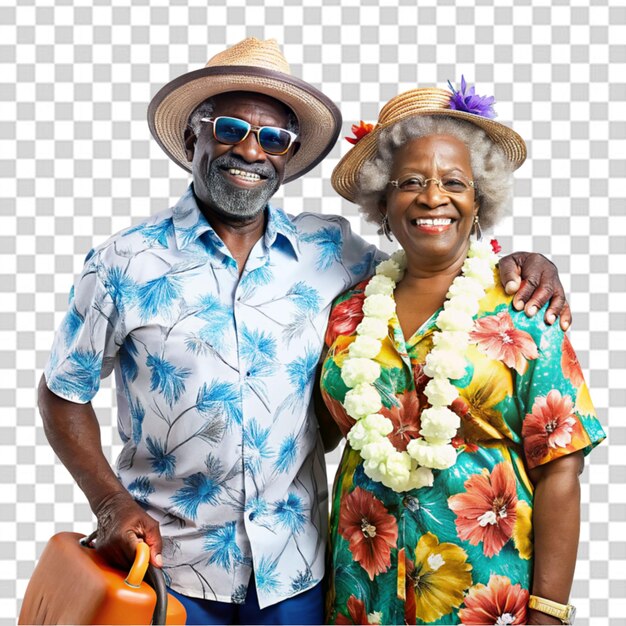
[148,38,342,183]
[332,78,527,204]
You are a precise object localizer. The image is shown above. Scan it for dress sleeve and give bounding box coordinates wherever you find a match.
[516,311,606,470]
[44,249,122,404]
[320,283,369,437]
[324,282,367,349]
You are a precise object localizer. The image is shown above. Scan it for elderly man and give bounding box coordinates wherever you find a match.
[39,38,569,624]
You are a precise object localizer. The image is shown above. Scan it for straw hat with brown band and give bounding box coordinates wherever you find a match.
[332,86,527,204]
[148,38,342,184]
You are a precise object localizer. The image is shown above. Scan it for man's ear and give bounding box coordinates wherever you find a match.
[184,127,197,162]
[289,141,301,159]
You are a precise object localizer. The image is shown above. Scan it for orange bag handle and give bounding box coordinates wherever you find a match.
[79,532,169,624]
[127,541,169,624]
[125,541,150,587]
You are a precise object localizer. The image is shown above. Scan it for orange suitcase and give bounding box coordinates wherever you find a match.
[19,532,186,625]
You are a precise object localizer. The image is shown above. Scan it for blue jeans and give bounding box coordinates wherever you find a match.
[168,577,324,625]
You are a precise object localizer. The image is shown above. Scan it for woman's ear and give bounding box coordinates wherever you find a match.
[184,127,197,162]
[378,196,394,241]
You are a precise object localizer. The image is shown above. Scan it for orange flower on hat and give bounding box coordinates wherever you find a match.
[469,311,539,374]
[346,121,374,145]
[448,462,518,557]
[459,574,528,624]
[338,487,398,580]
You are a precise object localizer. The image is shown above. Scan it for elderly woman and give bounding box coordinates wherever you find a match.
[319,83,605,625]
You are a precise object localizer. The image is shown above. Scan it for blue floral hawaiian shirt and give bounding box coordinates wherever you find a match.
[44,184,381,608]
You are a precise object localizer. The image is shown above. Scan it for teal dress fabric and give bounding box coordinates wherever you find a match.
[321,269,605,625]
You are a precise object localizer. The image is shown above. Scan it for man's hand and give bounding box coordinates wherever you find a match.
[95,491,163,569]
[499,252,571,331]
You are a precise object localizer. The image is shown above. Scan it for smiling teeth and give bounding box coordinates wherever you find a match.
[413,218,452,225]
[229,168,261,181]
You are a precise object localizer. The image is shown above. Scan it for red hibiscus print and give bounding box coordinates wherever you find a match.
[345,121,374,145]
[322,386,355,437]
[522,389,579,465]
[380,390,421,452]
[335,595,374,625]
[451,396,470,418]
[450,397,479,452]
[561,335,584,388]
[451,435,479,453]
[448,462,518,557]
[413,362,430,399]
[470,311,538,374]
[325,284,367,347]
[338,487,398,580]
[459,574,528,624]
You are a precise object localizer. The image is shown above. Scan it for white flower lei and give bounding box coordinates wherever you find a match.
[341,240,498,492]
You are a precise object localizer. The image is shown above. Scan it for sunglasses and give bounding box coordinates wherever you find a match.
[200,116,298,156]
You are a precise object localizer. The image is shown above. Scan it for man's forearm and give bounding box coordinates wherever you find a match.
[38,375,129,513]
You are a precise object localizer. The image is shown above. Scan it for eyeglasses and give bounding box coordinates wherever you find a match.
[200,116,298,156]
[388,173,475,195]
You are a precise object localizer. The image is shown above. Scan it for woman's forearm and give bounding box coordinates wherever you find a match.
[528,452,584,622]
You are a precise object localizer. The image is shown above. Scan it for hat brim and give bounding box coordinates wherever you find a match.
[148,66,342,184]
[332,108,527,204]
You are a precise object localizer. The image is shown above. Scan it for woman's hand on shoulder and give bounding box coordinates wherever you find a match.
[498,251,571,331]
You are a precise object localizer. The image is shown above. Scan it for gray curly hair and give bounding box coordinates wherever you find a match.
[357,116,514,231]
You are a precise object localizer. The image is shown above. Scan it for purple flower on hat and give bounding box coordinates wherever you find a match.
[448,76,496,119]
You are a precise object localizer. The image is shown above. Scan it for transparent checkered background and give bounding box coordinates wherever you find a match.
[1,0,624,623]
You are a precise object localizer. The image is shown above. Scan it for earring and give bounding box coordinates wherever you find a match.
[472,215,483,240]
[381,214,393,242]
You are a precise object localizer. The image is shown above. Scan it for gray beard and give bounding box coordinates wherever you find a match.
[205,156,281,220]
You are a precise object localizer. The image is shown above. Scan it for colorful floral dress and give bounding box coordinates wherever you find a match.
[321,268,605,625]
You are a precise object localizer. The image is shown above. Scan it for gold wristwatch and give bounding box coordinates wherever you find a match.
[528,595,576,624]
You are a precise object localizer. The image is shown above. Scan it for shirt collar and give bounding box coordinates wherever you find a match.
[172,185,214,251]
[172,184,300,259]
[264,203,301,260]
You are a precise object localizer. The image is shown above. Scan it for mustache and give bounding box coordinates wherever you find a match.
[210,154,277,180]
